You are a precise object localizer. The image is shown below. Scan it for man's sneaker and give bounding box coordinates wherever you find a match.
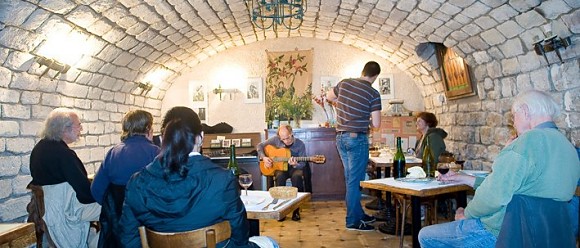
[362,214,376,224]
[346,221,375,231]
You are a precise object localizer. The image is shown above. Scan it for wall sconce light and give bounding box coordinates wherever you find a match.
[213,85,239,100]
[35,56,71,79]
[137,82,153,95]
[533,34,572,64]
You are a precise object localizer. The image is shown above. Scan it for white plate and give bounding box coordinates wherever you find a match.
[240,195,266,206]
[396,177,434,183]
[460,170,491,177]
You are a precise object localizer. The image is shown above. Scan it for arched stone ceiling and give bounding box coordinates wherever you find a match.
[0,0,577,99]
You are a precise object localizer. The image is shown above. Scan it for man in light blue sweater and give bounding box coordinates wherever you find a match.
[419,90,580,247]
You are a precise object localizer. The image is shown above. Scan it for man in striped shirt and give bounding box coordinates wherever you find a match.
[326,61,382,231]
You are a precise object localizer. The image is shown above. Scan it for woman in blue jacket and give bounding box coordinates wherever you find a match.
[119,108,262,248]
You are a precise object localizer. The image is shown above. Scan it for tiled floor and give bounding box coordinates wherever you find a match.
[259,198,417,248]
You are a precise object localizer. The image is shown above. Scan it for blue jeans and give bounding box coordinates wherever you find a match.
[418,219,497,248]
[336,132,369,226]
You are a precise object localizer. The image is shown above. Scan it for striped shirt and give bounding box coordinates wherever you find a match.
[333,78,382,133]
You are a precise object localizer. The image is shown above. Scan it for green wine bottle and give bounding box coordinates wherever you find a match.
[227,144,240,176]
[422,136,435,178]
[393,137,406,179]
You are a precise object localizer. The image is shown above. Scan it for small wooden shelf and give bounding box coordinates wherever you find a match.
[202,132,261,156]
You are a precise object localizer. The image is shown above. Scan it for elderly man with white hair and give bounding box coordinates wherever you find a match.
[418,90,580,247]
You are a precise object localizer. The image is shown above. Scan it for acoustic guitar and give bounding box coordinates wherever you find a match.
[260,145,326,176]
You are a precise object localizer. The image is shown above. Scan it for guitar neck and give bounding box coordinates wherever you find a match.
[273,157,312,162]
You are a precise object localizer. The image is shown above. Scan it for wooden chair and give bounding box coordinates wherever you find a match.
[139,221,231,248]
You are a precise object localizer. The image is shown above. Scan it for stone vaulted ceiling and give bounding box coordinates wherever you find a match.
[0,0,578,99]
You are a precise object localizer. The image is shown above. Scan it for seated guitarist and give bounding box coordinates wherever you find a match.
[257,124,306,221]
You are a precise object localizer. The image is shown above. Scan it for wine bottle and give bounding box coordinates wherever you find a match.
[392,137,406,179]
[422,136,435,178]
[227,144,240,176]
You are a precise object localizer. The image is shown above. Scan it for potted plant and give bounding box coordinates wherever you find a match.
[272,90,313,128]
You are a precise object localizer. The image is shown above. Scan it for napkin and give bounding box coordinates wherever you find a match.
[406,166,426,178]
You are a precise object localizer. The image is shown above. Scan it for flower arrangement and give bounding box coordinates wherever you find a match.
[313,88,336,127]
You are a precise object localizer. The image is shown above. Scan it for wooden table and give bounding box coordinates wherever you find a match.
[361,178,470,248]
[243,190,311,236]
[368,155,422,209]
[0,223,36,247]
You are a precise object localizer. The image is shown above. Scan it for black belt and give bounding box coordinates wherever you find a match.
[337,131,367,135]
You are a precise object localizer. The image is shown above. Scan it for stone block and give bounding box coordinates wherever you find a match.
[0,180,11,199]
[0,196,30,221]
[501,57,520,75]
[6,138,34,154]
[535,0,572,20]
[489,4,518,23]
[496,20,524,39]
[12,175,31,195]
[479,126,494,145]
[516,73,534,92]
[0,156,20,177]
[551,60,580,91]
[564,88,580,112]
[500,77,517,97]
[2,105,30,119]
[480,28,506,46]
[530,69,550,91]
[462,2,491,18]
[515,10,545,29]
[40,93,61,107]
[20,121,42,136]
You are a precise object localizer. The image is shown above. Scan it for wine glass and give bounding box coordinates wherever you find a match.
[437,163,450,184]
[238,174,253,196]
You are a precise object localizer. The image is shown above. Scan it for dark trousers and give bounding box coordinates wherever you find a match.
[274,167,304,192]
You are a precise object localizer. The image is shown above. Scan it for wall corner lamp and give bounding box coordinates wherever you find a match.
[35,56,71,79]
[137,82,153,95]
[213,85,239,100]
[532,34,572,64]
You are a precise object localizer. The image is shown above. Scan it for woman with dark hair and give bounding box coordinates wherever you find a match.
[119,108,269,247]
[152,106,200,146]
[414,112,447,163]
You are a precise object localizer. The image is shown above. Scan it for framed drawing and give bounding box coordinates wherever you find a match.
[222,139,231,148]
[374,75,395,99]
[435,44,476,100]
[190,81,207,106]
[231,139,241,147]
[320,76,340,92]
[197,108,206,121]
[244,77,263,104]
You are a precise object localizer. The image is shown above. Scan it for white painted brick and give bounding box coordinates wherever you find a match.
[499,38,525,58]
[6,137,35,154]
[20,121,43,136]
[0,120,18,137]
[40,93,61,107]
[2,104,30,119]
[56,82,89,98]
[85,122,105,135]
[66,5,99,29]
[0,180,11,199]
[21,91,41,104]
[515,9,546,29]
[0,195,30,221]
[0,156,21,177]
[12,175,31,195]
[489,4,518,23]
[535,0,572,20]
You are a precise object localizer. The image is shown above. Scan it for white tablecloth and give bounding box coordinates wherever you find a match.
[363,177,466,191]
[241,190,307,212]
[369,155,422,164]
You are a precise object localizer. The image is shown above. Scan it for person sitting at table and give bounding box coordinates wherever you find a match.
[419,90,580,247]
[119,109,276,248]
[90,110,160,247]
[414,112,447,163]
[29,108,101,247]
[257,124,307,221]
[152,106,200,147]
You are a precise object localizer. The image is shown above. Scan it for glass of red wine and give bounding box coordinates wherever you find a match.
[437,163,450,184]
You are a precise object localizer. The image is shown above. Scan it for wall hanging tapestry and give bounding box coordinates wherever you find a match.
[265,49,313,127]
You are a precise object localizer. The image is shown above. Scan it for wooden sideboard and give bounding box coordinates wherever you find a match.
[266,128,345,200]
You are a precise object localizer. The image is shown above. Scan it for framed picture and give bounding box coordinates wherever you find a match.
[197,108,206,121]
[189,80,208,108]
[222,139,231,148]
[244,77,263,104]
[231,139,241,147]
[374,75,395,99]
[435,44,476,100]
[320,76,340,92]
